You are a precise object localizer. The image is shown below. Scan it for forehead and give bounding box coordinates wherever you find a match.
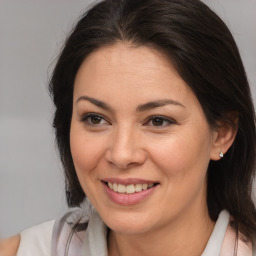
[73,43,196,108]
[76,43,179,81]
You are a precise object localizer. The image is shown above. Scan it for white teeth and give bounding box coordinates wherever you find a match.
[117,184,126,193]
[108,182,113,189]
[142,184,148,190]
[135,184,142,192]
[126,184,135,194]
[113,183,118,192]
[107,182,155,194]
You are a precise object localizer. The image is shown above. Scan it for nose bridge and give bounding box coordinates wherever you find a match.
[112,123,137,161]
[106,123,145,169]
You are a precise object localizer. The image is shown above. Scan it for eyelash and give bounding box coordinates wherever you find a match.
[81,113,109,126]
[145,115,176,127]
[80,113,176,127]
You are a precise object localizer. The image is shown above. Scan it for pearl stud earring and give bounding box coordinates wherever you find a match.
[219,152,224,158]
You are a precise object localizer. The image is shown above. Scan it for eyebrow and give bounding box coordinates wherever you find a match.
[76,95,185,112]
[76,95,113,111]
[136,99,185,112]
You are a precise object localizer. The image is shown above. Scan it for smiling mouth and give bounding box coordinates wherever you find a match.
[105,182,158,194]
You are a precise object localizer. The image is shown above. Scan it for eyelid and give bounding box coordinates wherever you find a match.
[80,112,110,126]
[144,115,176,127]
[80,112,176,128]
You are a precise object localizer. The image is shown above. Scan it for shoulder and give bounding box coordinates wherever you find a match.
[221,217,255,256]
[52,210,91,255]
[16,220,55,256]
[0,235,20,256]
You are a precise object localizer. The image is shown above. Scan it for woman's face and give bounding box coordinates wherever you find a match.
[70,43,218,235]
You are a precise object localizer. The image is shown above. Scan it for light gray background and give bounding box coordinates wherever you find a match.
[0,0,255,238]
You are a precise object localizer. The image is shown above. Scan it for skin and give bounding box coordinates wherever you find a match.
[0,235,20,256]
[0,43,236,255]
[70,43,236,256]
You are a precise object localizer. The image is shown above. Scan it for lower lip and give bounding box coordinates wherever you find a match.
[102,182,159,206]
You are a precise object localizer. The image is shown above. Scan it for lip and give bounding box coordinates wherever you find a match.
[102,180,159,206]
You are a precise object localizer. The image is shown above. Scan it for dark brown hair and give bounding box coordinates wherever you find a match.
[49,0,256,240]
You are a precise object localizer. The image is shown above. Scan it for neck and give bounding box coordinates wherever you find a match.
[108,206,215,256]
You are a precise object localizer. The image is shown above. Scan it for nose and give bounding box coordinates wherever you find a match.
[105,126,147,170]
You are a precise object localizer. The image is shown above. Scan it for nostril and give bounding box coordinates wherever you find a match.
[107,160,139,170]
[105,145,147,170]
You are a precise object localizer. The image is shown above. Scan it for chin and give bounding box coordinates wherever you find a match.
[102,211,156,235]
[109,223,151,235]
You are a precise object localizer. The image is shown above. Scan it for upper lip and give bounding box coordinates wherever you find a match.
[101,178,159,185]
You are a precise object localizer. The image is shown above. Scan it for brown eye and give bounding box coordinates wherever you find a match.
[152,117,165,126]
[90,115,102,124]
[146,115,175,127]
[81,113,109,126]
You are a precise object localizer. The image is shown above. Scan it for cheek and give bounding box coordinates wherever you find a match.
[149,132,212,214]
[149,131,212,180]
[70,127,105,179]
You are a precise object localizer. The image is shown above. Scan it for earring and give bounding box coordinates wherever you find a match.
[219,152,224,158]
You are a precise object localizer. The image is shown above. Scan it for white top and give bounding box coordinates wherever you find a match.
[16,210,255,256]
[16,220,55,256]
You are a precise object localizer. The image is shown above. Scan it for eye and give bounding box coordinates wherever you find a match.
[81,113,109,126]
[146,115,175,127]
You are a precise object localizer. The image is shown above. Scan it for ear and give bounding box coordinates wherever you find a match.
[210,114,238,161]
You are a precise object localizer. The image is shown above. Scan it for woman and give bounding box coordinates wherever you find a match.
[1,0,256,255]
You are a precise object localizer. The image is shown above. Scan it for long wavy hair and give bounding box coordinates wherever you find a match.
[49,0,256,241]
